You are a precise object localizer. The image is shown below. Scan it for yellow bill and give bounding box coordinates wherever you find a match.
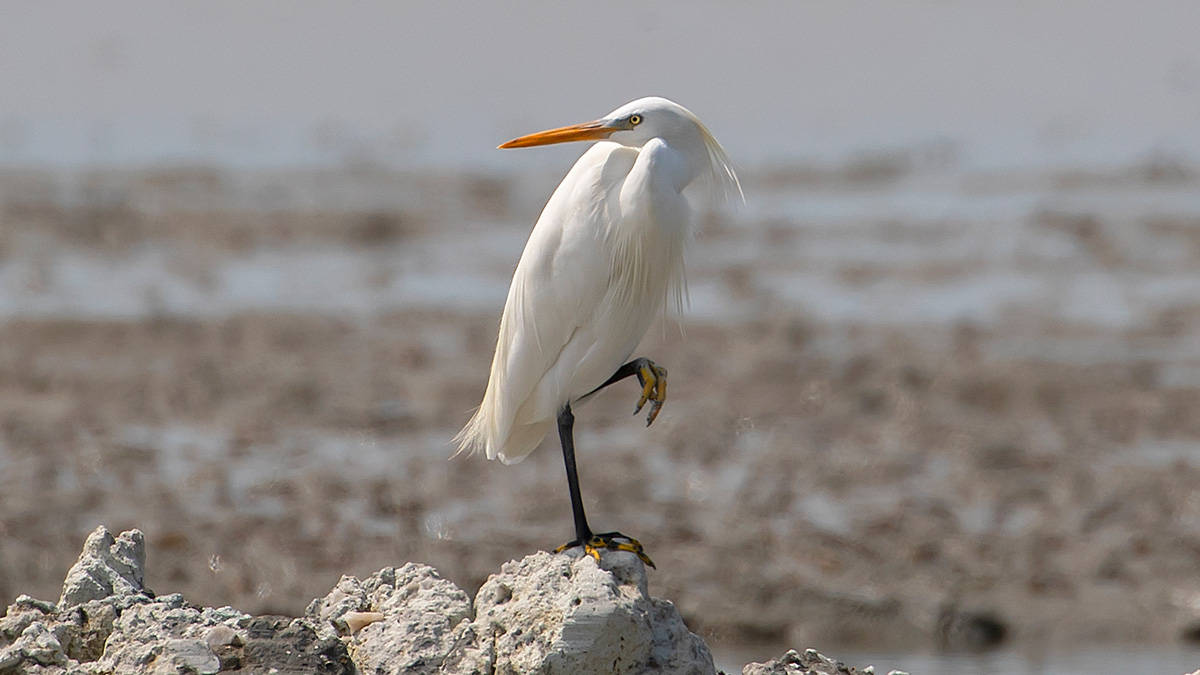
[498,120,619,149]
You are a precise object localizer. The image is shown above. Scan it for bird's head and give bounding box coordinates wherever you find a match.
[500,97,690,150]
[499,96,742,203]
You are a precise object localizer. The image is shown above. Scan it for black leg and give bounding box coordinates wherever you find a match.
[583,356,669,427]
[585,357,648,397]
[553,401,657,568]
[557,404,592,543]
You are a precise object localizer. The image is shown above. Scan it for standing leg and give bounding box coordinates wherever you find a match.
[557,404,592,543]
[552,402,656,568]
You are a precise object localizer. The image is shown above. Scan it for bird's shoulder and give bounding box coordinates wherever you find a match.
[531,142,639,240]
[563,141,639,190]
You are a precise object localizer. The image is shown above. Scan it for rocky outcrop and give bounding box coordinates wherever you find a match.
[743,649,849,675]
[57,528,147,609]
[0,526,353,675]
[468,551,713,674]
[305,550,714,674]
[305,561,475,673]
[741,649,915,675]
[1,526,851,674]
[0,526,166,674]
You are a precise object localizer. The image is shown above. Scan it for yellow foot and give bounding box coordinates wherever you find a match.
[633,360,668,427]
[554,532,656,568]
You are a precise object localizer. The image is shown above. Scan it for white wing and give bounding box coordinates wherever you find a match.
[456,139,690,464]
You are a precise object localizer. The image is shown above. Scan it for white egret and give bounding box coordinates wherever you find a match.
[455,96,741,567]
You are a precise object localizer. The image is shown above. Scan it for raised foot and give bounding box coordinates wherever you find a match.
[554,531,656,569]
[633,359,668,427]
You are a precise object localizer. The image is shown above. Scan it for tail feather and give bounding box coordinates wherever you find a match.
[451,407,486,459]
[453,406,548,464]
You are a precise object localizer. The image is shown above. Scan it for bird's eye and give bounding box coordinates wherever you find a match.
[629,114,642,126]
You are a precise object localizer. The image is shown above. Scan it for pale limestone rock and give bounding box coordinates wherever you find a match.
[89,594,248,673]
[463,551,713,675]
[742,648,858,675]
[307,550,715,674]
[1,620,69,671]
[0,587,142,672]
[6,526,837,675]
[58,526,147,609]
[305,562,474,673]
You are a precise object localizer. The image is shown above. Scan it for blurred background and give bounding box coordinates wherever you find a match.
[3,2,1200,672]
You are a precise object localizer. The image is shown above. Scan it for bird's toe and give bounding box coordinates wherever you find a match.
[554,532,655,568]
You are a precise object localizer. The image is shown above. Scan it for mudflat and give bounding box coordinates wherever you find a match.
[2,163,1199,652]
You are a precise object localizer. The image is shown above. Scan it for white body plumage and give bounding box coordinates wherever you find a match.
[455,97,740,464]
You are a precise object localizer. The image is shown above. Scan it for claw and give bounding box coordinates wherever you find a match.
[645,368,667,426]
[582,542,603,563]
[634,364,656,415]
[632,362,668,427]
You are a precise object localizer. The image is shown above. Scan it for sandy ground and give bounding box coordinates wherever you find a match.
[2,164,1200,656]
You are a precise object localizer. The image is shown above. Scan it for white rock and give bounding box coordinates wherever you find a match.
[92,601,250,674]
[742,647,859,674]
[58,526,147,609]
[306,562,473,673]
[308,550,715,674]
[11,527,842,675]
[12,621,68,669]
[457,551,713,675]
